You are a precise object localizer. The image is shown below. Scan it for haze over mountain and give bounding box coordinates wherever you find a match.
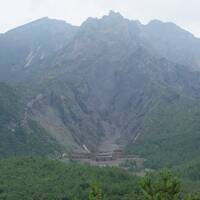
[1,11,200,169]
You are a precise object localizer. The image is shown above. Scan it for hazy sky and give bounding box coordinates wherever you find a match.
[1,0,200,37]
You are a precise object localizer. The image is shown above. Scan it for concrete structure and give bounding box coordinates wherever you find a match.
[63,149,124,162]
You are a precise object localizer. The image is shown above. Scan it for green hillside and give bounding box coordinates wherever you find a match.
[126,98,200,169]
[0,83,61,158]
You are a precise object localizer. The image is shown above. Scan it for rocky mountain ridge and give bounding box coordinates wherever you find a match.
[0,12,200,168]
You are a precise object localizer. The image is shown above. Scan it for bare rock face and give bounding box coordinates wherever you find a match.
[1,12,200,161]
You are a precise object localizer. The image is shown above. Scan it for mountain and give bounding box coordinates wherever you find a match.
[143,20,200,69]
[0,11,200,170]
[0,17,78,81]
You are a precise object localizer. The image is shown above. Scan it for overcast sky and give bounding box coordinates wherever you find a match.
[1,0,200,37]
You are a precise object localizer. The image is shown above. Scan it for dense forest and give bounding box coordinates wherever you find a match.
[0,157,200,200]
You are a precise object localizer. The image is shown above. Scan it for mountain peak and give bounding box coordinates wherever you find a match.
[81,11,126,29]
[5,17,74,36]
[148,19,178,28]
[34,16,49,22]
[147,19,193,38]
[26,17,68,26]
[108,10,124,19]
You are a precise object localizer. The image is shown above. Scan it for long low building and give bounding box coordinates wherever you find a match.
[64,149,123,162]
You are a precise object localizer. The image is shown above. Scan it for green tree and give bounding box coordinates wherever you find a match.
[88,182,103,200]
[185,193,200,200]
[140,170,181,200]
